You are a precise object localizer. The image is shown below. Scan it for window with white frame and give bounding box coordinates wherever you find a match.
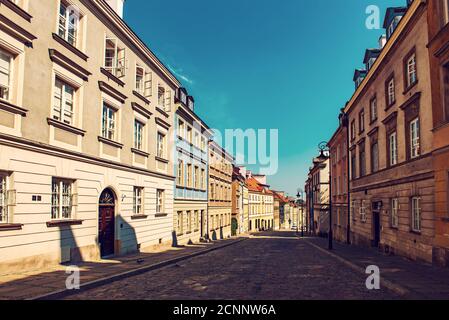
[187,210,192,233]
[187,126,192,144]
[387,77,395,106]
[134,120,144,150]
[104,37,126,78]
[201,137,206,151]
[158,86,165,108]
[200,168,205,190]
[0,49,12,101]
[194,131,200,148]
[102,103,116,140]
[389,132,398,166]
[195,210,199,231]
[53,78,75,125]
[194,166,199,189]
[186,164,192,188]
[410,118,420,159]
[177,211,183,235]
[177,119,185,139]
[157,132,166,158]
[411,197,421,232]
[51,178,73,220]
[58,1,79,47]
[177,160,184,186]
[406,52,417,88]
[0,174,8,223]
[135,65,144,94]
[133,187,143,215]
[391,198,399,228]
[156,189,164,213]
[359,200,367,222]
[370,97,377,122]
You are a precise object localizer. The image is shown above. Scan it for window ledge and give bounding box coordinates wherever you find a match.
[155,213,168,218]
[0,99,28,116]
[132,91,150,105]
[47,118,86,136]
[155,156,169,164]
[0,223,23,231]
[1,0,32,22]
[155,107,169,118]
[410,230,422,235]
[98,136,123,149]
[403,80,419,95]
[131,214,148,220]
[131,148,149,158]
[100,68,125,87]
[52,33,88,61]
[46,219,83,228]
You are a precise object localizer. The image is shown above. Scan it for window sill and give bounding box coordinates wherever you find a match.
[100,68,125,87]
[47,118,86,136]
[0,99,28,116]
[155,107,169,118]
[186,231,192,235]
[131,148,149,158]
[131,214,148,220]
[155,213,168,218]
[1,0,32,22]
[155,156,169,164]
[384,101,396,111]
[46,219,83,228]
[403,80,418,95]
[0,223,23,231]
[98,136,123,149]
[52,33,88,61]
[132,91,150,105]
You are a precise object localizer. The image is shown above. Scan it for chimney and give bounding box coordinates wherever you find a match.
[379,34,387,49]
[105,0,125,19]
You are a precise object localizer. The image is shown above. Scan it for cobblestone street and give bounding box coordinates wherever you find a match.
[66,232,398,300]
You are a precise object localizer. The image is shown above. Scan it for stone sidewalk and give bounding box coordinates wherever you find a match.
[305,237,449,299]
[0,237,245,300]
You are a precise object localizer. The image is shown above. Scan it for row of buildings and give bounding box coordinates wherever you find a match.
[0,0,300,273]
[305,0,449,266]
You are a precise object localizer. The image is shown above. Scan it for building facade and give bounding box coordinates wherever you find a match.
[346,0,435,263]
[208,141,233,240]
[231,166,248,235]
[307,157,330,236]
[273,191,287,230]
[328,113,350,243]
[0,0,183,272]
[173,88,212,245]
[246,172,274,232]
[427,0,449,266]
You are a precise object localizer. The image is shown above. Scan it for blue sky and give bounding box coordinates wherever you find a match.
[125,0,405,197]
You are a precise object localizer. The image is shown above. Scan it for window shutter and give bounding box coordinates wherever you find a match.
[144,71,152,97]
[7,190,16,206]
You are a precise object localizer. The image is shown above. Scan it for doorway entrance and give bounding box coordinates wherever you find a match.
[99,188,116,257]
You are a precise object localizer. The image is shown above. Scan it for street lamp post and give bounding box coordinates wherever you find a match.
[317,142,333,250]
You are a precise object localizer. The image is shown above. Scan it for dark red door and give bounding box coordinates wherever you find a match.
[99,205,115,257]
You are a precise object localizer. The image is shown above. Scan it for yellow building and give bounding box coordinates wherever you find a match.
[0,0,184,272]
[246,172,274,231]
[208,141,233,240]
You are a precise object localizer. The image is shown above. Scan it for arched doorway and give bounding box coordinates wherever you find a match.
[99,188,116,258]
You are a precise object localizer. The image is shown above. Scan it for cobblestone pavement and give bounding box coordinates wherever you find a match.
[66,231,398,300]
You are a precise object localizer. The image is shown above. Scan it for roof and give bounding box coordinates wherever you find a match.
[272,191,289,203]
[246,176,264,193]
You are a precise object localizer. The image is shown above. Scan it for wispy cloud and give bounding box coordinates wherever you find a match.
[167,64,194,85]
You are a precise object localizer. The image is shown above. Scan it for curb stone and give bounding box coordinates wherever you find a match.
[30,238,247,300]
[303,238,413,298]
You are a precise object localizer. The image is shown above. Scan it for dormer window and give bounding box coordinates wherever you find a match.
[177,88,187,106]
[387,16,402,38]
[367,58,376,70]
[187,96,194,111]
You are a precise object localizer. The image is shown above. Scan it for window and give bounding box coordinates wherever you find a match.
[187,164,192,188]
[133,187,143,215]
[0,174,8,223]
[177,119,185,139]
[359,144,366,177]
[195,211,200,231]
[371,142,379,173]
[389,132,398,166]
[351,200,356,221]
[351,120,356,141]
[51,179,73,220]
[135,65,144,94]
[58,1,79,46]
[53,78,75,125]
[102,104,116,140]
[0,49,12,101]
[411,197,421,232]
[391,198,399,228]
[156,189,164,213]
[358,110,365,133]
[405,52,417,89]
[177,211,183,235]
[194,166,199,189]
[386,76,396,107]
[443,63,449,122]
[200,169,205,190]
[134,120,144,150]
[187,126,192,144]
[201,137,206,151]
[370,97,377,122]
[104,37,126,78]
[444,0,449,25]
[177,160,184,186]
[360,200,367,222]
[410,118,420,159]
[157,132,166,158]
[194,132,200,148]
[158,86,171,111]
[187,210,192,233]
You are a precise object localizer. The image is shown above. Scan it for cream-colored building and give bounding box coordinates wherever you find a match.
[0,0,184,272]
[246,172,274,231]
[208,141,233,240]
